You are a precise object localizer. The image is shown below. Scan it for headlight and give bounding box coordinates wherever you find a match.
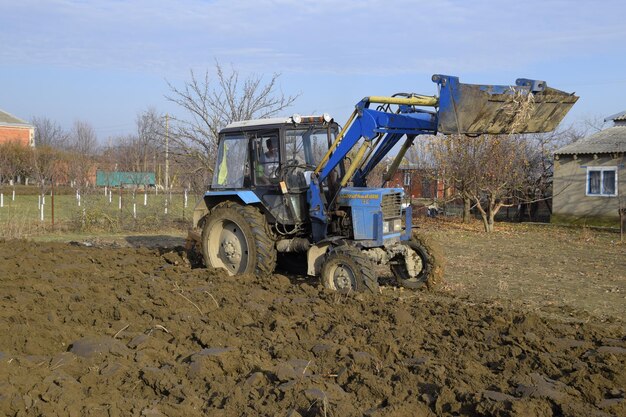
[393,218,402,231]
[382,222,390,234]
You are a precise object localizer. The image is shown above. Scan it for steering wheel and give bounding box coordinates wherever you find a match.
[270,165,281,180]
[284,159,315,171]
[280,160,315,191]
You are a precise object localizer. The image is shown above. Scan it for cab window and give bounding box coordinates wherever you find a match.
[212,134,249,188]
[285,127,332,166]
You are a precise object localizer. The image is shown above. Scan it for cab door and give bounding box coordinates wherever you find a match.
[250,130,293,225]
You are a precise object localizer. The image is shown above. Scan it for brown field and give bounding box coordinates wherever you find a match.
[0,221,624,416]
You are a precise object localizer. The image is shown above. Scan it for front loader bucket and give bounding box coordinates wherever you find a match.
[432,74,578,135]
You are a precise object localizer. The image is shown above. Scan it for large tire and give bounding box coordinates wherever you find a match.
[321,245,379,294]
[201,202,276,276]
[391,233,445,290]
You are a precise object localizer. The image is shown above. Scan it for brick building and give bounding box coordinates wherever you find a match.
[0,109,35,147]
[388,163,448,200]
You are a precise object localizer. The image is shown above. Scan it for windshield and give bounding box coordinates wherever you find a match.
[212,134,249,188]
[285,127,334,167]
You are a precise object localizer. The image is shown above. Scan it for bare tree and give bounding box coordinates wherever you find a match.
[473,135,533,232]
[67,120,98,191]
[430,134,482,223]
[106,134,138,172]
[165,61,299,185]
[517,125,586,220]
[432,133,533,232]
[136,107,164,173]
[31,116,68,148]
[0,143,15,183]
[582,115,609,134]
[406,138,437,170]
[31,145,64,197]
[0,142,32,188]
[172,152,208,197]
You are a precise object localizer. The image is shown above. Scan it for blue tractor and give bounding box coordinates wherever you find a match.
[190,75,577,292]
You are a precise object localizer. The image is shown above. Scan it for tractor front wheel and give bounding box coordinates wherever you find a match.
[390,233,444,290]
[321,245,379,293]
[201,202,276,276]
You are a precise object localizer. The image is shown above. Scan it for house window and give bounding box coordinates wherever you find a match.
[587,167,617,196]
[403,172,411,186]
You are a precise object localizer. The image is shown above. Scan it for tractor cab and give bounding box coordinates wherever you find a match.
[209,114,340,228]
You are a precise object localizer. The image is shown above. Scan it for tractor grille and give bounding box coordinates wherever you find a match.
[381,192,402,219]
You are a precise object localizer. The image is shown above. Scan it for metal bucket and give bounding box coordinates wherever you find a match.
[432,74,578,135]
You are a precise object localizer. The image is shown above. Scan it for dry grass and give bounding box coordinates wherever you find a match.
[0,190,192,237]
[0,207,46,239]
[427,221,626,322]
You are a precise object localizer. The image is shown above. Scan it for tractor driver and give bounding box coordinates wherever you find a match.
[257,137,279,182]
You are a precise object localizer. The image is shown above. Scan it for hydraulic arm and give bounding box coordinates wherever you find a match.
[307,74,578,241]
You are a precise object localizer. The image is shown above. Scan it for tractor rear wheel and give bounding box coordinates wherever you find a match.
[201,202,276,276]
[321,245,379,293]
[390,233,444,290]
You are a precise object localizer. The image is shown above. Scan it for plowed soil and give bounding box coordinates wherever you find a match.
[0,224,625,417]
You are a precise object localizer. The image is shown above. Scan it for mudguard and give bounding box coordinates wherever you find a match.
[192,190,263,230]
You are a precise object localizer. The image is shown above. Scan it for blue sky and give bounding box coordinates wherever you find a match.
[1,0,625,140]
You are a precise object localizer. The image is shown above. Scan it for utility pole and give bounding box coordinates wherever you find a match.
[165,113,169,192]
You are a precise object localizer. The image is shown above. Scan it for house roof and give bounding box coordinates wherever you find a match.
[0,109,33,127]
[554,126,626,155]
[605,110,626,122]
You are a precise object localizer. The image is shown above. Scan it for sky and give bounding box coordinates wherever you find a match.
[1,0,625,140]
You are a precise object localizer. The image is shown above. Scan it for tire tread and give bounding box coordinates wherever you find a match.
[325,245,379,293]
[203,202,276,275]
